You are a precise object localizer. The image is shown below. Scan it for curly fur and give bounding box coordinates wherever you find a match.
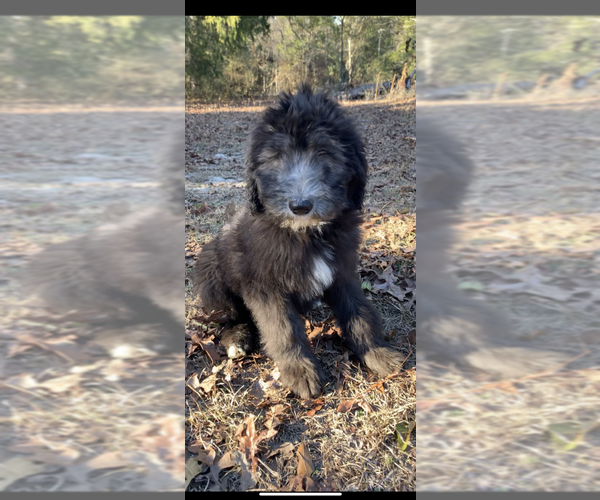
[192,84,402,398]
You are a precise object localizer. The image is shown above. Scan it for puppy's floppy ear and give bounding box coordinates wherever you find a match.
[247,173,264,215]
[347,149,368,211]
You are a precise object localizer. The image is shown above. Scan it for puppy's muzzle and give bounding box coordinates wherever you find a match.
[289,199,314,216]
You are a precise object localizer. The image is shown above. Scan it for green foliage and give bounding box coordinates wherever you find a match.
[185,15,415,100]
[185,16,270,99]
[346,16,415,84]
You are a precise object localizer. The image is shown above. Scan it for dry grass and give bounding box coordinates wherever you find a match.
[418,365,600,491]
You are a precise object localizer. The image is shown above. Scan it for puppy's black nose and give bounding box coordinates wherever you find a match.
[289,199,313,215]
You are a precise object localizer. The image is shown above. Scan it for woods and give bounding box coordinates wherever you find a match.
[185,16,415,99]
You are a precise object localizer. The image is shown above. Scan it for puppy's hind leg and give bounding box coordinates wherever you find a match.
[199,281,258,359]
[324,277,403,378]
[219,304,258,359]
[192,246,257,358]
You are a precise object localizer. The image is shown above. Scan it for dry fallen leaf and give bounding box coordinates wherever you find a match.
[5,373,38,390]
[211,449,255,491]
[187,443,216,466]
[285,474,319,492]
[296,443,314,476]
[8,440,80,465]
[236,415,278,473]
[248,380,266,402]
[185,457,205,490]
[130,415,184,485]
[358,400,375,413]
[199,374,217,394]
[303,400,324,417]
[199,340,224,364]
[267,442,295,460]
[264,404,286,429]
[37,373,81,393]
[186,373,201,392]
[336,399,359,413]
[85,451,131,470]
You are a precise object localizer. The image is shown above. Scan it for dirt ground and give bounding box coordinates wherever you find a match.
[0,103,184,491]
[417,94,600,491]
[184,93,416,492]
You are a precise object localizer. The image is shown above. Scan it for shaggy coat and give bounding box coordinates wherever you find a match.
[193,85,401,398]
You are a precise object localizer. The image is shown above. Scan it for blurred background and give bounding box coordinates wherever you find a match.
[0,16,182,102]
[418,16,600,99]
[0,16,184,491]
[417,16,600,491]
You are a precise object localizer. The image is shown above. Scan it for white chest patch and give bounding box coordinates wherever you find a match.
[310,256,334,295]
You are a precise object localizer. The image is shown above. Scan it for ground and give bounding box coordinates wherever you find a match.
[417,93,600,491]
[184,93,416,492]
[0,103,184,491]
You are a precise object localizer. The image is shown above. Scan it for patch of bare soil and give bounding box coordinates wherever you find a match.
[0,104,184,491]
[184,94,416,492]
[418,95,600,491]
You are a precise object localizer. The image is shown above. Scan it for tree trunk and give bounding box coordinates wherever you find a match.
[348,38,352,85]
[340,17,345,85]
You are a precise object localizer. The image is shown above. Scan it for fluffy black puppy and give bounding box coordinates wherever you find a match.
[193,85,402,398]
[417,117,565,376]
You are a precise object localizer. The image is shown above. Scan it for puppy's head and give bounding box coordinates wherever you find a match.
[245,84,367,230]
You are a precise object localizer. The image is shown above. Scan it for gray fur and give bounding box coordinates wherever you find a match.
[192,85,402,399]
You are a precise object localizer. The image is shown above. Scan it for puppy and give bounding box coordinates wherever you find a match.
[192,85,402,398]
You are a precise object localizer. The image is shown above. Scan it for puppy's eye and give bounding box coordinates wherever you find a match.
[317,150,329,157]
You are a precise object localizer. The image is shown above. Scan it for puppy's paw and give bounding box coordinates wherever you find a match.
[363,346,404,378]
[220,324,255,359]
[278,358,324,399]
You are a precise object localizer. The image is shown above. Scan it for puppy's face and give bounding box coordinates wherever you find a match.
[251,131,351,229]
[246,88,367,230]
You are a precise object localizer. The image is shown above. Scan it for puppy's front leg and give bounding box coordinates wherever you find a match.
[324,278,403,377]
[243,293,324,399]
